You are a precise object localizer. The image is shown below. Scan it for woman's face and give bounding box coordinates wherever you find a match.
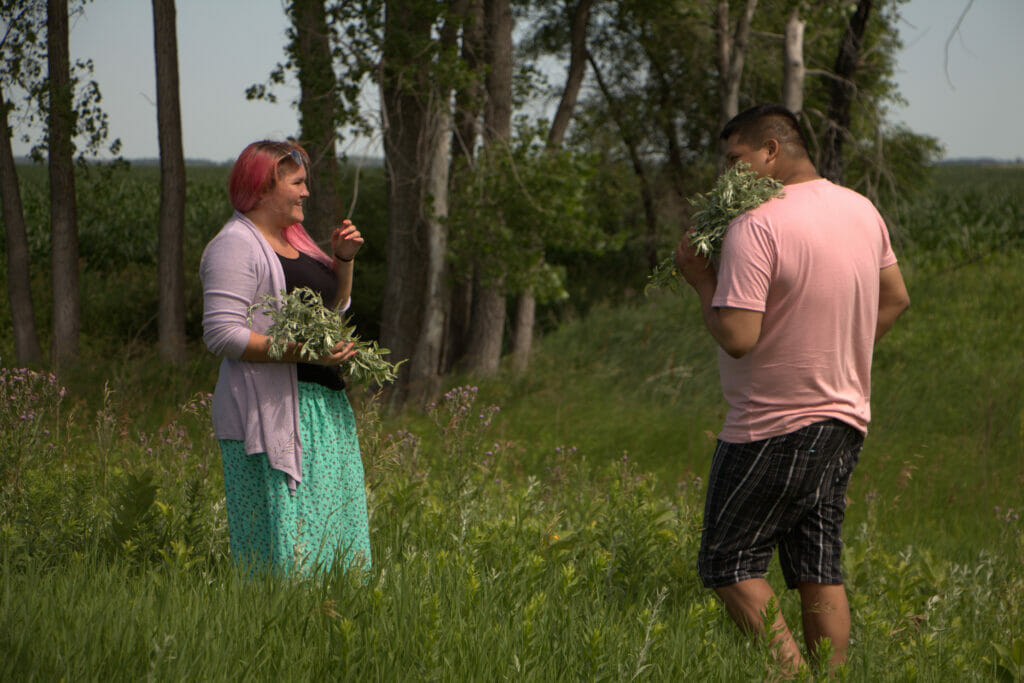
[258,162,309,228]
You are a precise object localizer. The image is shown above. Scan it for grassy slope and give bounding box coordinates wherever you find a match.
[477,252,1022,562]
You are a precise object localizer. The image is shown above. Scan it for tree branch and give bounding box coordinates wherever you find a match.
[943,0,976,89]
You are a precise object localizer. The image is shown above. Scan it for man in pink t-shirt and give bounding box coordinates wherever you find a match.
[674,104,910,673]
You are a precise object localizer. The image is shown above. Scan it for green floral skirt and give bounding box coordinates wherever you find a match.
[219,382,371,576]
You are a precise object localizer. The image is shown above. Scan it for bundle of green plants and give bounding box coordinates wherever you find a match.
[248,287,403,385]
[646,162,784,294]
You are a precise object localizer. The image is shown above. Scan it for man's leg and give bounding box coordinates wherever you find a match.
[715,578,805,671]
[796,582,850,666]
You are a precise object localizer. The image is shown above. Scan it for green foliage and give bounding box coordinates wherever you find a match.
[0,1,47,96]
[1,0,121,161]
[249,286,403,386]
[645,163,784,294]
[448,125,610,300]
[246,0,380,140]
[893,165,1024,267]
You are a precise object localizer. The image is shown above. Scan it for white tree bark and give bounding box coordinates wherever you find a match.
[715,0,758,126]
[782,8,805,114]
[408,103,451,405]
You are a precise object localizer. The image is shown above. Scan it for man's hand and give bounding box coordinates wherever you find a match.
[674,232,715,291]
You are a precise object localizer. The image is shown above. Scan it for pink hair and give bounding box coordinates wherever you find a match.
[228,140,332,267]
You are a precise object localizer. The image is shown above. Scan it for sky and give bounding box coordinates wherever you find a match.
[8,0,1023,163]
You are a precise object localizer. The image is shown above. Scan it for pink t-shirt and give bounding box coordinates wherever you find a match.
[712,178,897,443]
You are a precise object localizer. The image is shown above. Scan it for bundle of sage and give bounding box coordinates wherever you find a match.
[248,287,404,385]
[645,162,784,294]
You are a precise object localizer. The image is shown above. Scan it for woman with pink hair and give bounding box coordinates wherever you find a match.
[200,140,371,576]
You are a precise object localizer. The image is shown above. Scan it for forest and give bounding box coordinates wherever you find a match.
[2,0,941,404]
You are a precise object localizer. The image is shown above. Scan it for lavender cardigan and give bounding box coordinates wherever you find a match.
[200,211,349,492]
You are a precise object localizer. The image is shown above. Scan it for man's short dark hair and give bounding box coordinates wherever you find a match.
[720,104,810,158]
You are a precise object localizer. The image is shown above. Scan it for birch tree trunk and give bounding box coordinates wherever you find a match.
[47,0,79,369]
[406,107,450,406]
[782,8,805,114]
[406,2,465,406]
[152,0,186,364]
[0,84,43,365]
[821,0,873,184]
[715,0,758,128]
[509,294,535,372]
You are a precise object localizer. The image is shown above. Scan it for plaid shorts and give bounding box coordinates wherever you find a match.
[697,419,863,589]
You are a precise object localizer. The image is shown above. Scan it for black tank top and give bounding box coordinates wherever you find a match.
[276,251,345,391]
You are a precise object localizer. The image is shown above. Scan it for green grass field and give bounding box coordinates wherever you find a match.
[1,164,1022,680]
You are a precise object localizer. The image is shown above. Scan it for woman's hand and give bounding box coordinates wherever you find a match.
[331,220,364,262]
[311,340,357,366]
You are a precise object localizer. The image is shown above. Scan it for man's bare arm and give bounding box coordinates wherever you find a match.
[675,239,763,359]
[876,264,910,342]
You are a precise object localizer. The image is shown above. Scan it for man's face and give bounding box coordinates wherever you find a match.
[724,133,772,177]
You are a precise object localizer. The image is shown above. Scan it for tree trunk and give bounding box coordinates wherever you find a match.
[380,0,456,406]
[715,0,758,128]
[381,4,429,402]
[509,0,596,373]
[507,0,595,373]
[293,0,344,243]
[406,2,463,406]
[588,52,659,269]
[463,0,512,375]
[0,85,43,366]
[406,118,449,406]
[547,0,593,148]
[648,55,687,201]
[481,0,512,144]
[47,0,79,369]
[444,275,473,373]
[152,0,186,364]
[452,0,483,164]
[463,267,504,374]
[445,0,484,373]
[509,292,534,372]
[821,0,872,184]
[782,8,805,115]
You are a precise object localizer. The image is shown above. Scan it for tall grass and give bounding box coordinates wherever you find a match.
[1,164,1023,680]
